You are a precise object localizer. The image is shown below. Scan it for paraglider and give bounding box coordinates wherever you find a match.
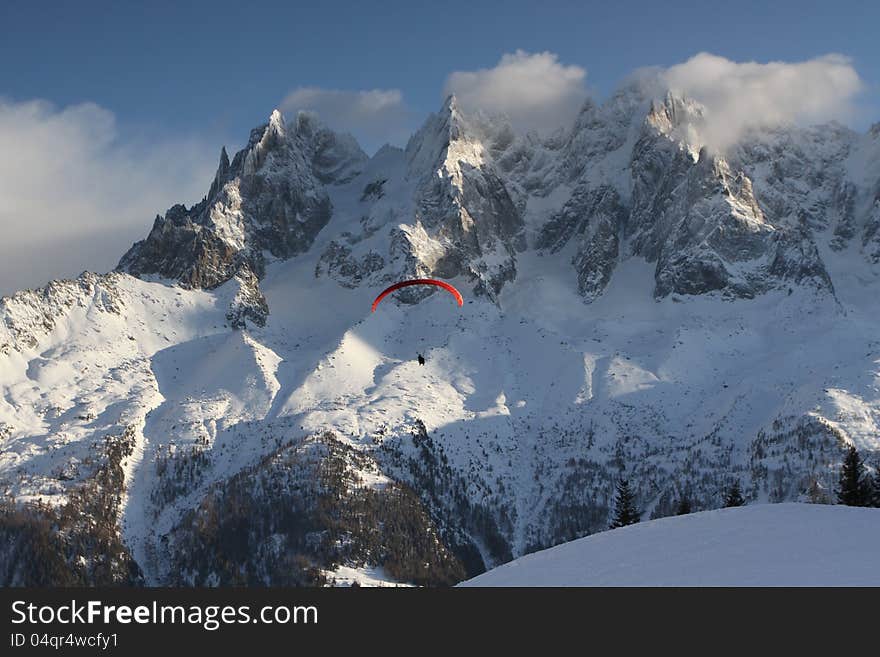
[370,279,463,313]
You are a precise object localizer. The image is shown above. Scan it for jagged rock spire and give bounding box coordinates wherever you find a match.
[208,146,231,200]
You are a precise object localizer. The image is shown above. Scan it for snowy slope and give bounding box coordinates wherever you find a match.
[462,504,880,586]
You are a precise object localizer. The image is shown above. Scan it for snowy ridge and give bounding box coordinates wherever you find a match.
[461,504,880,586]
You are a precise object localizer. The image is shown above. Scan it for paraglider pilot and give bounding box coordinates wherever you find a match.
[417,354,425,366]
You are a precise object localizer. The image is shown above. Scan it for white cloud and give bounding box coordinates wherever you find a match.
[444,50,588,134]
[279,87,413,151]
[660,52,864,151]
[0,99,217,296]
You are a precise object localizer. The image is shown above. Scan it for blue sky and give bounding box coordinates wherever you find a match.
[1,0,878,294]
[3,0,878,149]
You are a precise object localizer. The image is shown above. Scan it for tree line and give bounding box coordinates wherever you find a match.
[837,444,880,507]
[609,443,880,529]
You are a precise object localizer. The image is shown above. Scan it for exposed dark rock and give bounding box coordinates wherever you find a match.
[163,432,465,587]
[119,111,367,295]
[226,265,270,329]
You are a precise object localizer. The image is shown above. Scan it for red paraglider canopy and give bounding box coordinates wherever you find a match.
[371,279,463,312]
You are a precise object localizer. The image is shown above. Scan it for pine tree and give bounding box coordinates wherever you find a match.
[675,495,692,515]
[723,481,745,507]
[610,478,639,528]
[837,445,869,507]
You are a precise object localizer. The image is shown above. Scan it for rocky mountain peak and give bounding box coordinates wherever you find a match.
[441,93,461,124]
[242,109,287,176]
[404,94,469,177]
[646,92,705,150]
[117,108,366,294]
[118,88,877,322]
[207,146,231,200]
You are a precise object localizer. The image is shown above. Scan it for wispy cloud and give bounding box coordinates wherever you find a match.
[659,52,864,150]
[0,98,217,296]
[279,87,414,152]
[444,50,589,134]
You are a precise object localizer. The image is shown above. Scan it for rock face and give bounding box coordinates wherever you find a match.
[590,95,839,299]
[537,184,625,300]
[402,97,526,297]
[119,91,880,311]
[226,265,269,329]
[118,111,368,295]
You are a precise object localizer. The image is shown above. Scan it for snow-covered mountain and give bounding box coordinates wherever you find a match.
[462,503,880,586]
[2,84,880,585]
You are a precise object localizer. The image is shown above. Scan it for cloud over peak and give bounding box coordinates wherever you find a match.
[443,50,589,135]
[659,52,864,150]
[279,87,413,152]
